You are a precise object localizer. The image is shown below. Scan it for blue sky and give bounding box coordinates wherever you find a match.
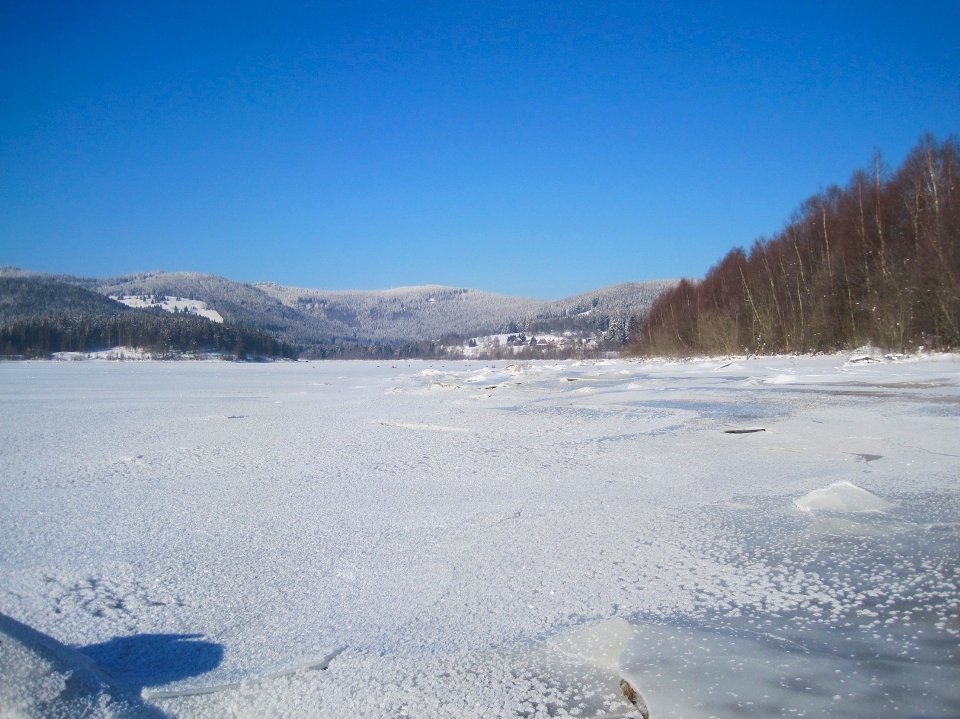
[1,2,957,299]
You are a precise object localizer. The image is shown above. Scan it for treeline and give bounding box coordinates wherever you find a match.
[1,313,297,360]
[300,334,469,360]
[634,135,960,355]
[301,332,629,361]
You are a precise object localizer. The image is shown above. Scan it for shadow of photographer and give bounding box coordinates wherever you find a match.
[79,633,224,693]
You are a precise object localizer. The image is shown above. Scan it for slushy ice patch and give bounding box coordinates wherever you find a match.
[618,620,958,719]
[648,491,960,718]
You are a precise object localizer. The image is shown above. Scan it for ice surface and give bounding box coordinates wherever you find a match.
[795,481,894,513]
[1,354,958,717]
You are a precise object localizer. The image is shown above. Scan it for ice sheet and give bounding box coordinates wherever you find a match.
[1,353,958,717]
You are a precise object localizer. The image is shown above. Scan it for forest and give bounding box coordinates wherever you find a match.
[633,135,960,356]
[0,313,297,360]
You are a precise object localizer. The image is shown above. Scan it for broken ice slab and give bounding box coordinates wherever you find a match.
[550,617,633,674]
[795,481,894,513]
[501,619,639,718]
[142,646,347,699]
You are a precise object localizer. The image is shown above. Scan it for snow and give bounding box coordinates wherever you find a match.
[112,295,224,323]
[52,347,229,362]
[1,352,959,717]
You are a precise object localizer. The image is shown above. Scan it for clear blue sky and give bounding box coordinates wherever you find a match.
[1,2,957,299]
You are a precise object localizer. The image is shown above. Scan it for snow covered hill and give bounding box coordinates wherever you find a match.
[256,279,676,344]
[256,282,542,341]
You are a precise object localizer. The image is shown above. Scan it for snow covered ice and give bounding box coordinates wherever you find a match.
[1,353,959,717]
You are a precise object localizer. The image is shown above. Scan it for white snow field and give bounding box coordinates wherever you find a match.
[111,294,225,323]
[1,354,959,718]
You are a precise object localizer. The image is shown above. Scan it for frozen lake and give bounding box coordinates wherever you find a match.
[2,354,959,718]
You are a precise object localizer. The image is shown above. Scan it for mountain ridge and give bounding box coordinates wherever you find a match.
[1,267,676,352]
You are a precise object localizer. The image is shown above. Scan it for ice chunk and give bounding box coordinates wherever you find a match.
[429,381,457,390]
[550,617,633,674]
[503,364,527,374]
[142,646,346,699]
[846,344,884,364]
[795,481,893,513]
[764,373,796,384]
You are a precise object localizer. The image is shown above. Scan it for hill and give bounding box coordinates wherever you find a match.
[256,280,675,345]
[254,282,542,342]
[0,276,296,360]
[0,275,128,324]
